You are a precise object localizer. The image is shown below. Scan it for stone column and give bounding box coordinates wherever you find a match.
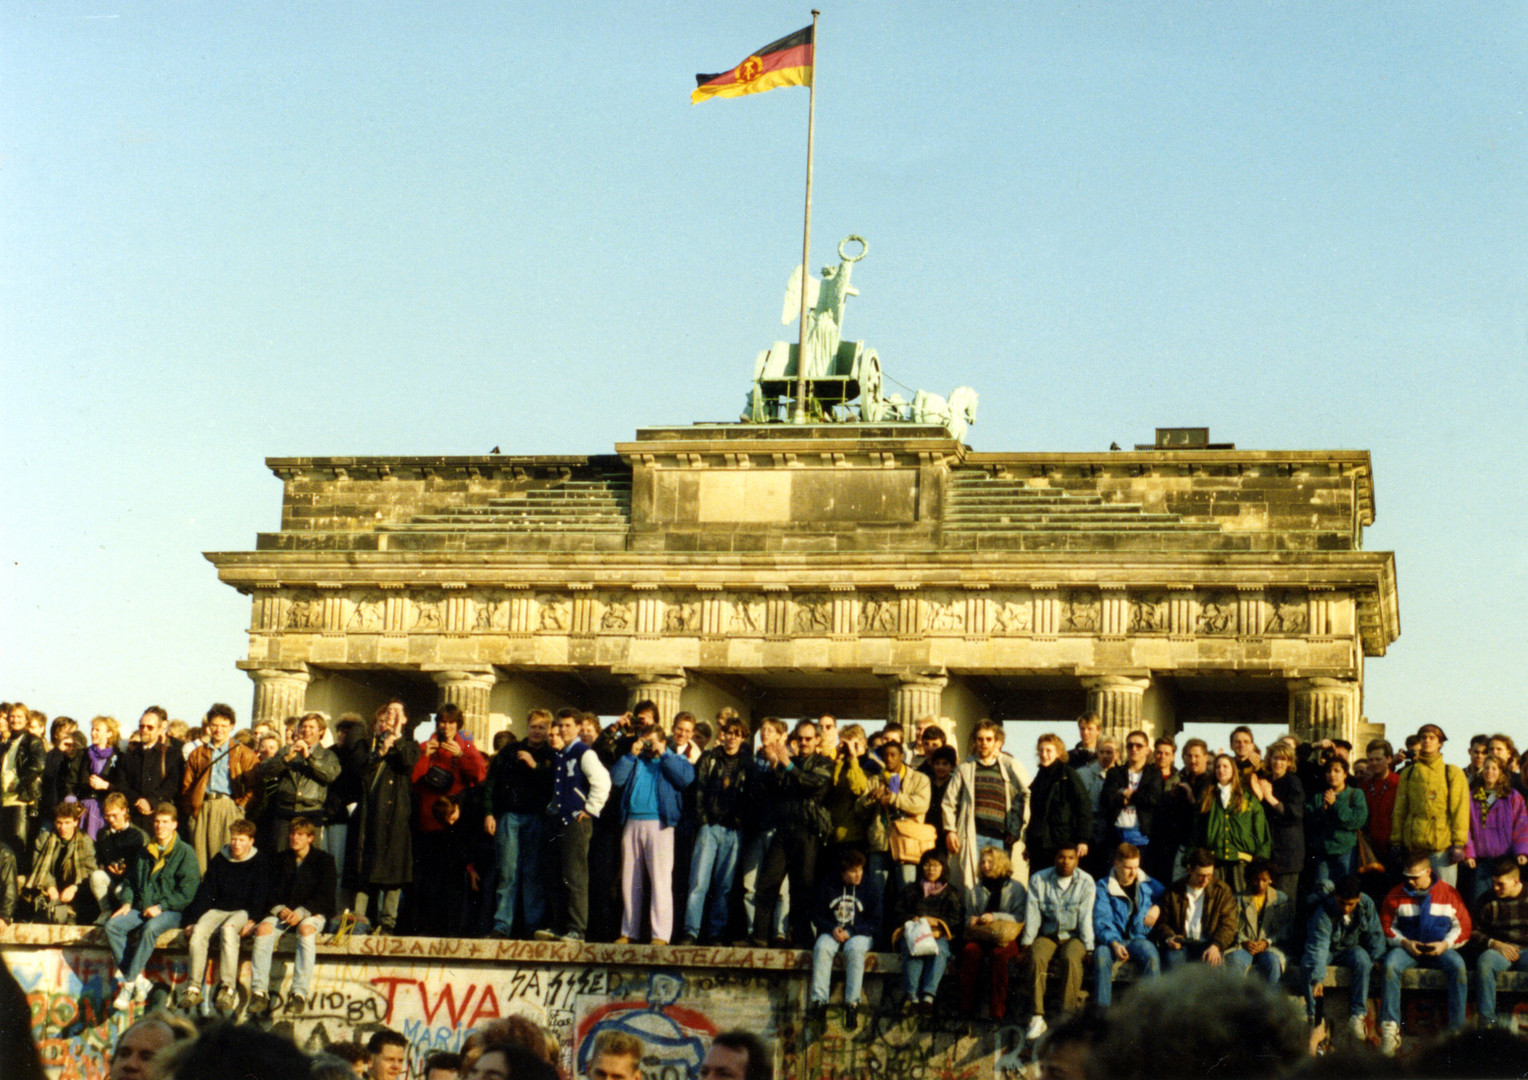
[617,670,688,725]
[1289,677,1359,745]
[431,668,498,743]
[886,672,948,739]
[1082,675,1152,745]
[248,666,311,728]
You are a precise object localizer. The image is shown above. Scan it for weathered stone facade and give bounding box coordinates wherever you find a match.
[207,424,1398,746]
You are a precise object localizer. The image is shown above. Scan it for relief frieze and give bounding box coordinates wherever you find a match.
[1128,592,1169,633]
[1060,591,1100,633]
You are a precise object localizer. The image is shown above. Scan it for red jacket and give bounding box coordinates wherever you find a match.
[411,733,487,832]
[1361,768,1400,849]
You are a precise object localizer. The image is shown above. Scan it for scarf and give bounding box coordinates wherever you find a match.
[920,879,947,899]
[89,744,116,775]
[147,833,176,874]
[1473,786,1499,822]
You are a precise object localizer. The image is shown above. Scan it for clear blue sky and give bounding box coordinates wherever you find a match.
[3,3,1524,767]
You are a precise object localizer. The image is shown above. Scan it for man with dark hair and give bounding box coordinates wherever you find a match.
[1100,730,1163,870]
[22,801,96,923]
[120,708,184,833]
[257,711,340,852]
[1021,844,1095,1042]
[943,719,1028,890]
[1300,874,1385,1037]
[106,802,200,1007]
[180,817,265,1012]
[1466,734,1491,782]
[536,708,610,943]
[807,847,879,1029]
[248,815,337,1015]
[679,716,751,946]
[325,1041,371,1076]
[1469,856,1528,1030]
[182,704,259,873]
[1153,848,1236,972]
[485,708,557,939]
[750,719,832,947]
[699,1031,771,1080]
[366,1029,409,1080]
[422,1051,462,1080]
[1392,723,1469,887]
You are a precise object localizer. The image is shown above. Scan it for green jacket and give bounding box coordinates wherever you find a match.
[1198,791,1271,863]
[1306,785,1369,855]
[120,834,200,913]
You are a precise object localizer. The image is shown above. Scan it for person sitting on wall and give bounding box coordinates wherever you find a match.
[1299,873,1386,1039]
[178,817,267,1013]
[1223,857,1293,984]
[807,847,881,1030]
[1469,856,1528,1030]
[105,801,201,1009]
[1153,847,1237,973]
[1021,843,1096,1043]
[1091,841,1162,1010]
[247,815,337,1016]
[1377,850,1471,1054]
[21,801,97,924]
[893,849,965,1019]
[957,844,1027,1024]
[90,793,147,923]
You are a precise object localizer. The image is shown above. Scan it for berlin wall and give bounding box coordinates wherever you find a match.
[3,928,1017,1080]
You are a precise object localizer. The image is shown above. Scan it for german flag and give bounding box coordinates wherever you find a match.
[692,26,813,104]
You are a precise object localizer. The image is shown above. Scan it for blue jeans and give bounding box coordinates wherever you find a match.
[250,913,325,997]
[1311,850,1355,892]
[1301,945,1374,1020]
[1381,947,1467,1031]
[492,811,547,936]
[1162,939,1219,972]
[104,909,182,981]
[684,824,740,940]
[740,828,787,939]
[902,938,952,1001]
[812,933,872,1005]
[1474,948,1528,1026]
[1091,938,1160,1007]
[1225,945,1285,982]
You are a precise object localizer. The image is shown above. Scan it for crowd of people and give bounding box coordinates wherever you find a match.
[3,695,1528,1061]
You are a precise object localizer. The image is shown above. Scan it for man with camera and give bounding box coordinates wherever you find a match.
[608,711,695,945]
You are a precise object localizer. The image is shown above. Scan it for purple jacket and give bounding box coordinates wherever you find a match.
[1464,788,1528,861]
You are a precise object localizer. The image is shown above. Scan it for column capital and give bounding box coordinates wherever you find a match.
[428,667,498,690]
[612,669,689,691]
[1080,674,1151,694]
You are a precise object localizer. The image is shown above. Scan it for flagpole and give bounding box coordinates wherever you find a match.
[790,9,821,425]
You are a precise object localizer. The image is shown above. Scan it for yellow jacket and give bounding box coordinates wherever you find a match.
[1392,756,1469,854]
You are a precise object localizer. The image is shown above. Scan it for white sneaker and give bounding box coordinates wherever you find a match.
[1348,1015,1367,1041]
[112,981,135,1011]
[1026,1015,1047,1042]
[1379,1021,1400,1056]
[133,975,153,1003]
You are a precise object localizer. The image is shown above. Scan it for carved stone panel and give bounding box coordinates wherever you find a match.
[859,593,899,635]
[927,591,967,633]
[599,594,634,633]
[793,593,832,635]
[472,593,508,632]
[411,591,444,632]
[285,590,323,631]
[1128,592,1169,633]
[661,592,700,634]
[726,593,764,635]
[536,594,570,633]
[1060,590,1100,633]
[346,591,385,632]
[990,591,1033,634]
[1264,590,1309,634]
[1195,591,1236,635]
